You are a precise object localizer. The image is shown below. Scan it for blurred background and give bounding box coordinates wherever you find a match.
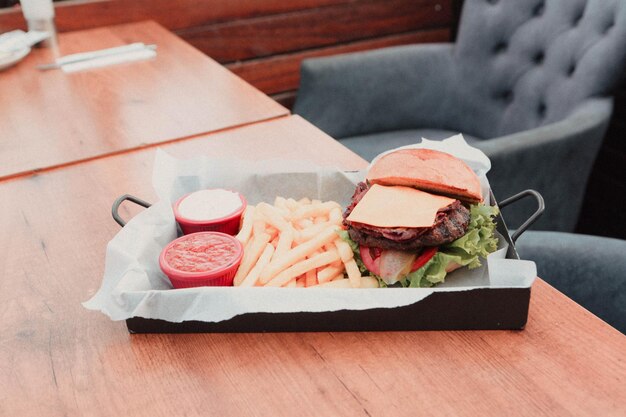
[0,0,623,238]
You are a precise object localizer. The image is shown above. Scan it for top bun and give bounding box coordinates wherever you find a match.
[367,149,483,203]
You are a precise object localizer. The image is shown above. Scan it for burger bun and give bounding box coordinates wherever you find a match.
[366,148,483,204]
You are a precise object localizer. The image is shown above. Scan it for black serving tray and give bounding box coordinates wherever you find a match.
[112,190,543,333]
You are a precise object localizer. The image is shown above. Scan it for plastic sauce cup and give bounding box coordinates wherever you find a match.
[159,232,243,288]
[173,189,246,235]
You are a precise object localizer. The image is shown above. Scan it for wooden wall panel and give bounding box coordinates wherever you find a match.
[0,0,355,32]
[181,0,451,62]
[228,29,450,95]
[0,0,453,106]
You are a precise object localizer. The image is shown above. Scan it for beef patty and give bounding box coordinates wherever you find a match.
[343,182,470,251]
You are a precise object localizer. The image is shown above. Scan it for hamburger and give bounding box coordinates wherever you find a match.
[339,148,499,287]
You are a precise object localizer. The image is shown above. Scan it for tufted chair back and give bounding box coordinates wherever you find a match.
[452,0,626,139]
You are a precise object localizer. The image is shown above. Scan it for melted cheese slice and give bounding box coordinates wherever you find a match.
[346,184,456,228]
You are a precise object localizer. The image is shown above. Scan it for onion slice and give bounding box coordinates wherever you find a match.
[379,250,417,285]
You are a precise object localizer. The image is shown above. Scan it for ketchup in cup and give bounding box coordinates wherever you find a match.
[159,232,243,288]
[173,189,246,235]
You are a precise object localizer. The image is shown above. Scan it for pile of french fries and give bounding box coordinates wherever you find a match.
[234,197,378,288]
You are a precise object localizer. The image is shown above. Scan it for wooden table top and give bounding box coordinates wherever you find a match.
[0,20,287,181]
[0,115,624,417]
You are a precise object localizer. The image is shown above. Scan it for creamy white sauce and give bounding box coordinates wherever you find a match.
[178,189,242,221]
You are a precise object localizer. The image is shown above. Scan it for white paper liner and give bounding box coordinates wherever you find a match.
[84,136,537,323]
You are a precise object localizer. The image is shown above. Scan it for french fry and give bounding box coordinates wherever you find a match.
[276,206,291,218]
[322,243,335,252]
[235,205,256,244]
[305,268,317,287]
[316,244,341,283]
[316,276,379,288]
[256,203,291,232]
[344,258,362,288]
[259,226,340,284]
[234,232,271,286]
[331,272,345,281]
[274,196,287,209]
[329,207,343,225]
[333,238,361,287]
[265,227,279,241]
[334,239,354,263]
[239,243,275,287]
[294,218,314,230]
[273,226,294,258]
[331,260,343,269]
[317,264,344,284]
[266,250,341,287]
[253,220,267,238]
[296,275,306,287]
[285,198,299,211]
[232,196,365,290]
[291,201,340,221]
[294,222,331,244]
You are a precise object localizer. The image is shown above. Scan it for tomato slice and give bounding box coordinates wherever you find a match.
[410,247,438,272]
[359,245,381,276]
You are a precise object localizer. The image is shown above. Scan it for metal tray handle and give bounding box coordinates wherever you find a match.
[111,190,545,243]
[498,189,545,243]
[112,194,151,227]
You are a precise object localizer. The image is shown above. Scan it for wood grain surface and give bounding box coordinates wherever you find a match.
[0,21,287,180]
[0,116,624,417]
[228,28,450,95]
[0,0,355,33]
[179,0,451,63]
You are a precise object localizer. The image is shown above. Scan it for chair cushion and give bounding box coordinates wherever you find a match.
[515,231,626,334]
[338,129,482,162]
[454,0,626,138]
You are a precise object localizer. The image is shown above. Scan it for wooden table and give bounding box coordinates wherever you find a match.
[0,21,287,180]
[1,115,624,417]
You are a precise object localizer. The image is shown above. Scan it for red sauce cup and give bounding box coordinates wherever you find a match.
[173,190,246,235]
[159,232,244,288]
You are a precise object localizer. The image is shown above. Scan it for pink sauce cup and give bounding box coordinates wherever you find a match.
[173,189,246,235]
[159,232,244,288]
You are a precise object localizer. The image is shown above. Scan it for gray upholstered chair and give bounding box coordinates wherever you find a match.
[515,231,626,334]
[294,0,626,232]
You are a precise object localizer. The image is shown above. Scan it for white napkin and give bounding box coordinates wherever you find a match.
[0,30,49,64]
[0,30,49,53]
[61,46,157,73]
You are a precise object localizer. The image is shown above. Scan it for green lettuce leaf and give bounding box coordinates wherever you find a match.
[338,203,500,288]
[443,204,499,267]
